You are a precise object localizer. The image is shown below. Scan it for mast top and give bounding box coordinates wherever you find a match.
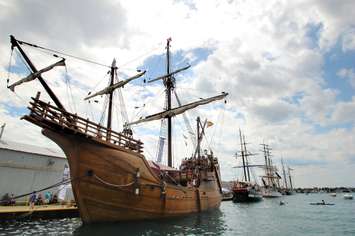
[111,58,117,69]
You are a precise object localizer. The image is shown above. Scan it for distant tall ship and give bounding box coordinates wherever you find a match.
[260,144,282,198]
[281,158,294,195]
[7,36,228,223]
[231,130,262,203]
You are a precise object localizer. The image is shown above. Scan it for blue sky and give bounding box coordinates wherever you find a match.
[323,41,355,102]
[0,0,355,187]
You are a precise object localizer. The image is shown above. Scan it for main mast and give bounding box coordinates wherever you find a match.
[107,59,117,131]
[243,134,251,182]
[288,167,294,190]
[239,129,247,182]
[127,38,228,167]
[166,38,173,167]
[281,158,288,189]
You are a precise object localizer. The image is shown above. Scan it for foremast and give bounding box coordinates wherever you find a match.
[84,61,145,136]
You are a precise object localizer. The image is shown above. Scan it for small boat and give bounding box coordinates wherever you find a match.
[310,202,335,206]
[330,192,336,197]
[344,193,353,200]
[222,188,233,201]
[310,200,334,205]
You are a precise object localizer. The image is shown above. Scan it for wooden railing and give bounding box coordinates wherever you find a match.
[27,97,143,153]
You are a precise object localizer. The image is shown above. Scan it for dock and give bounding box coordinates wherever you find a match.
[0,204,79,221]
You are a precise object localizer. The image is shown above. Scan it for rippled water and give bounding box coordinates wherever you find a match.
[1,193,354,235]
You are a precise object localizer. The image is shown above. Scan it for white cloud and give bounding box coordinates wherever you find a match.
[342,30,355,52]
[331,97,355,125]
[337,68,355,89]
[0,0,355,187]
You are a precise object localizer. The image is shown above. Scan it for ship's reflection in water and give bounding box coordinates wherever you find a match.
[74,209,227,236]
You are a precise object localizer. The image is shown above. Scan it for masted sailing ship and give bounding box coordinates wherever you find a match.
[231,130,262,202]
[8,36,228,223]
[281,158,294,195]
[260,144,282,198]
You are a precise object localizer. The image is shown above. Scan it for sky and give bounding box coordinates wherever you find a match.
[0,0,354,188]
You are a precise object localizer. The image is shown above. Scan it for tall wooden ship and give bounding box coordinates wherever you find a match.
[231,130,262,202]
[7,36,228,223]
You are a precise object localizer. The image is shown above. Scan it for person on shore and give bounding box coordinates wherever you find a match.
[51,194,58,204]
[36,193,44,205]
[9,193,16,206]
[44,191,52,204]
[29,193,36,209]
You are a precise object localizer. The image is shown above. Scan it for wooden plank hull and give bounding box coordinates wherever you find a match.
[43,129,222,223]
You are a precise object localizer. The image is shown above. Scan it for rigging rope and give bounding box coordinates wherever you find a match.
[63,65,77,113]
[12,91,29,106]
[6,48,14,86]
[117,41,164,69]
[91,70,110,91]
[114,69,130,127]
[99,95,109,125]
[98,77,111,125]
[20,39,165,72]
[86,101,95,121]
[207,103,226,151]
[131,88,165,121]
[20,41,111,68]
[14,49,32,73]
[114,92,121,129]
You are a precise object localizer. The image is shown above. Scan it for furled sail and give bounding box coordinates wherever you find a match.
[148,65,190,83]
[127,92,228,126]
[84,70,146,100]
[8,58,66,92]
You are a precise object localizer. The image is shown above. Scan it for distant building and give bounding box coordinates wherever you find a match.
[0,138,71,203]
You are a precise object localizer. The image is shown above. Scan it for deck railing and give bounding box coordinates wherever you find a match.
[27,97,143,153]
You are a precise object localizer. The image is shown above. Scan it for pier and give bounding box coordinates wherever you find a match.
[0,204,79,221]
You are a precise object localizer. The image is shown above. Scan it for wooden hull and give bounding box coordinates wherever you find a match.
[43,129,222,223]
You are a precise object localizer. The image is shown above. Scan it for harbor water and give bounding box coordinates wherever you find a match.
[1,193,354,235]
